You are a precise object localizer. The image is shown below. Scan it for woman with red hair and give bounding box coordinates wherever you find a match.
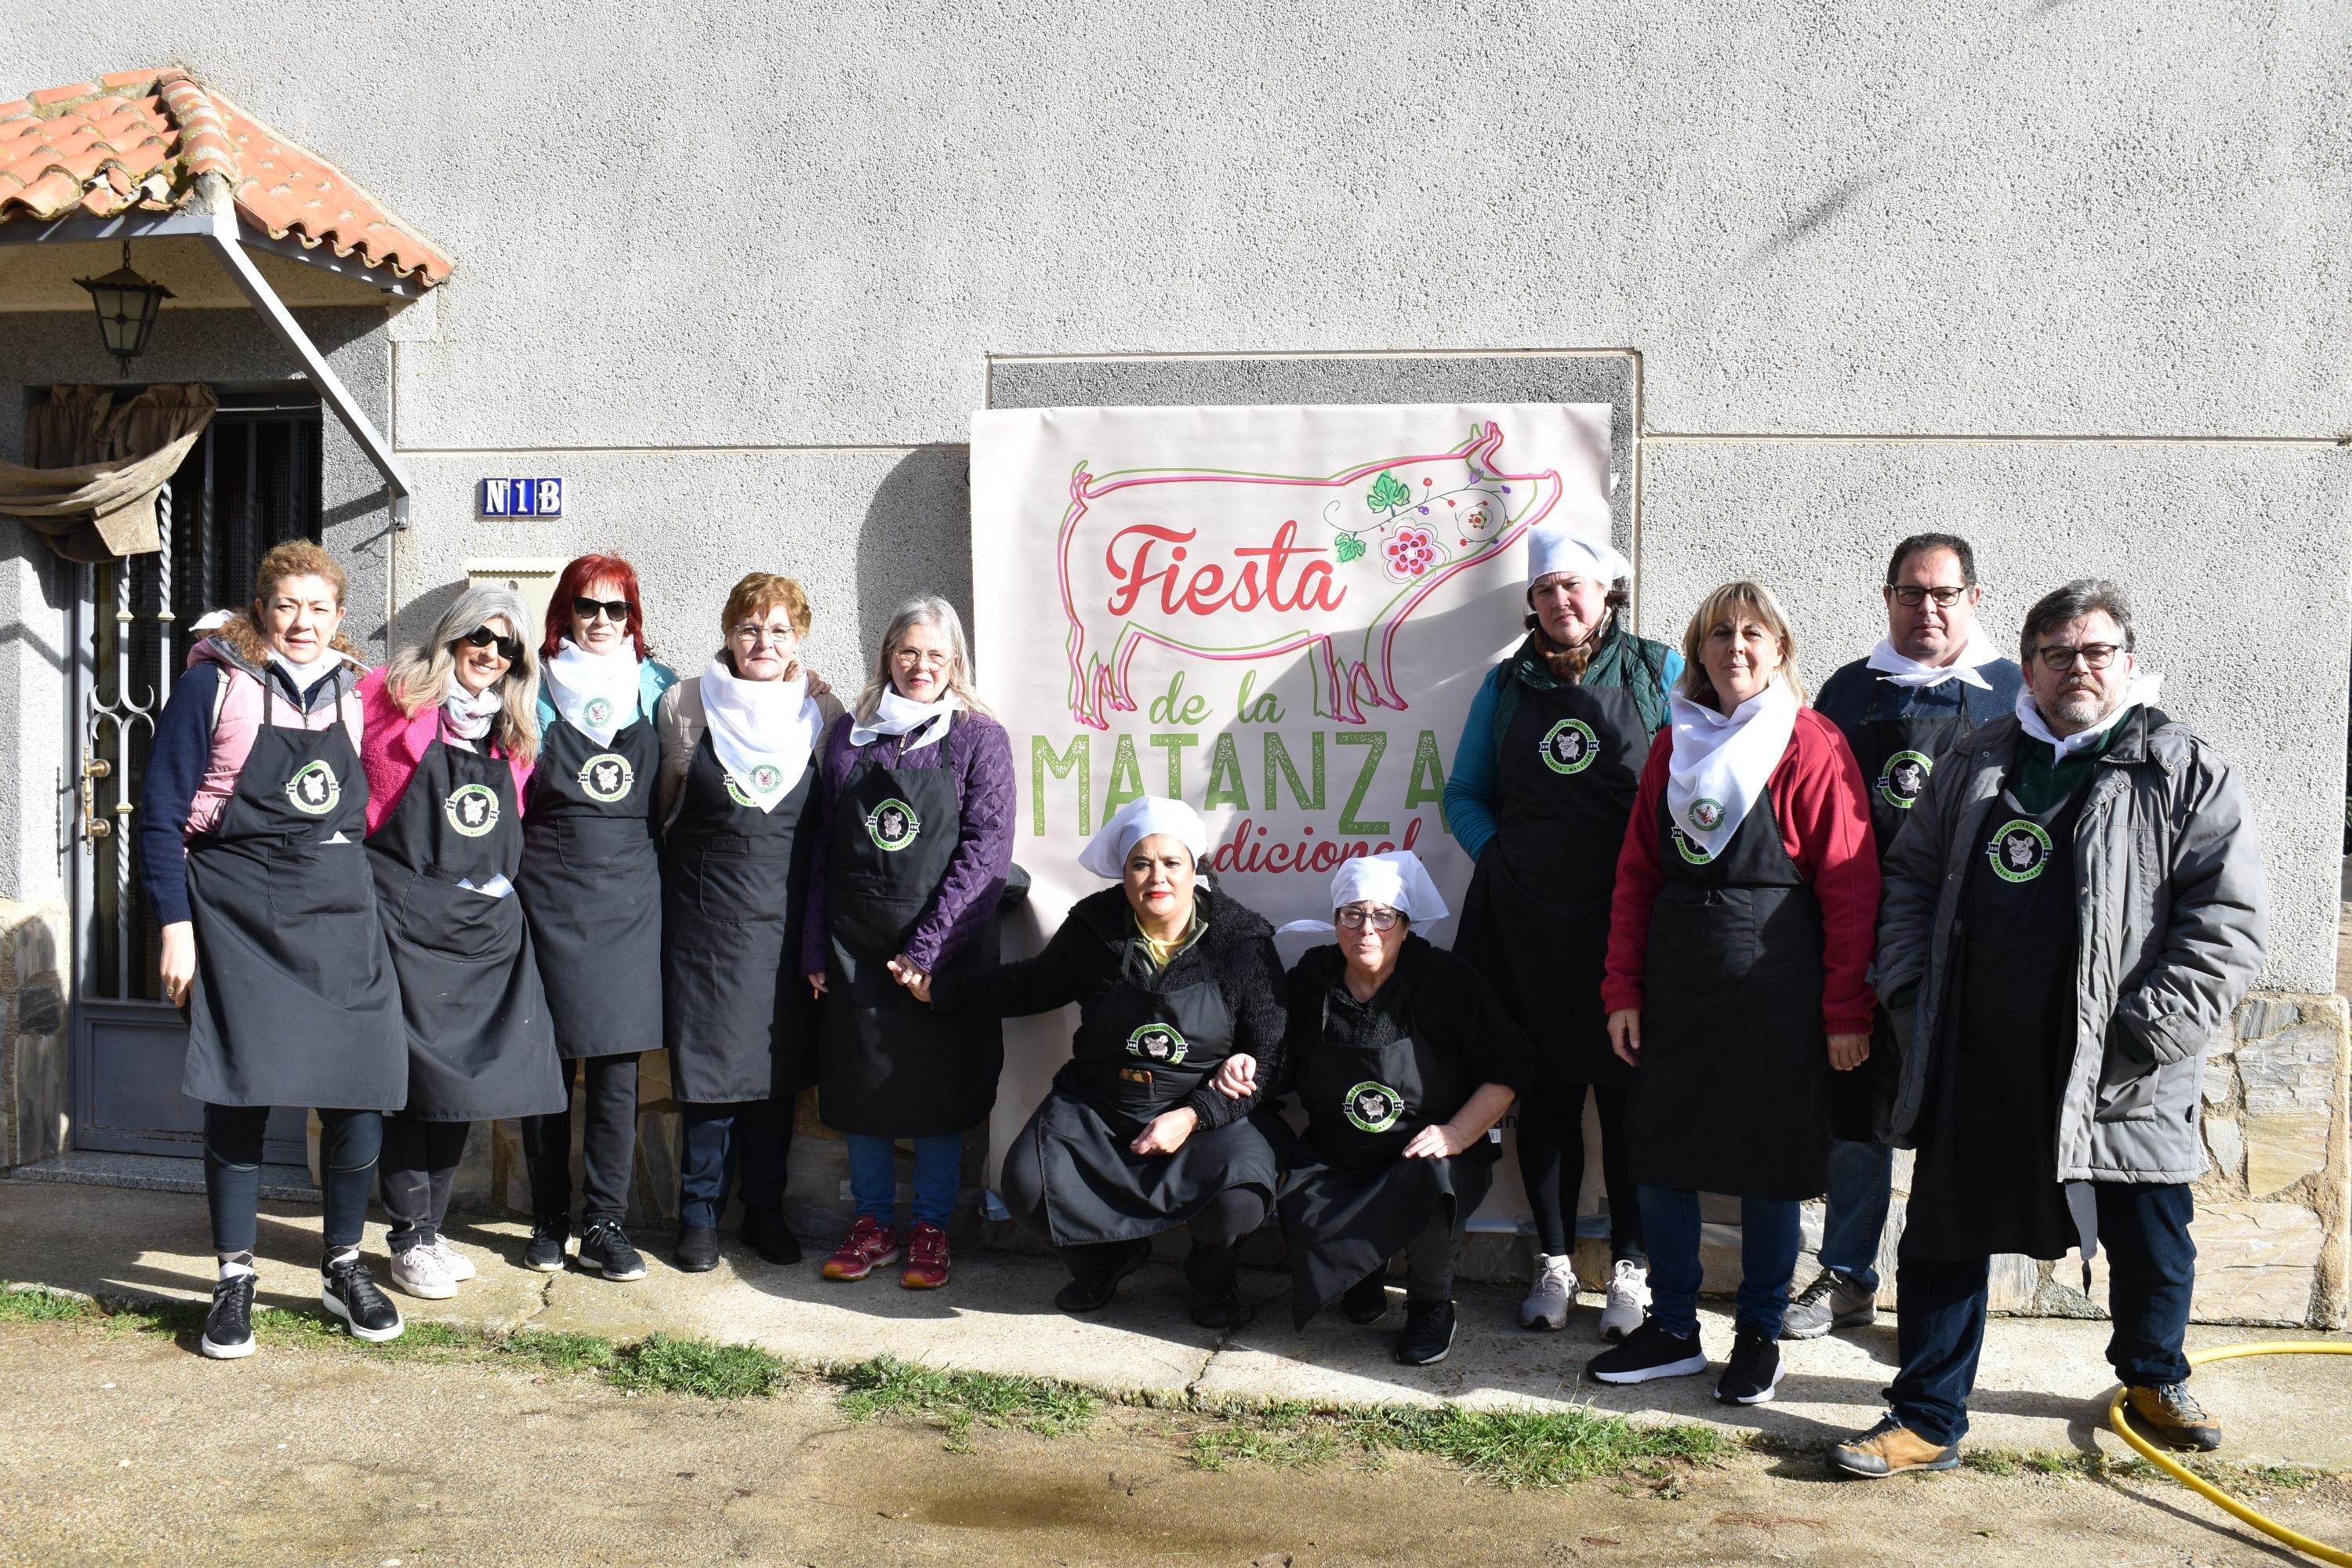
[514,554,679,1281]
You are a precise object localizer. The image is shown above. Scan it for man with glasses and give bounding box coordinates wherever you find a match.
[1831,579,2267,1476]
[1792,535,2024,1341]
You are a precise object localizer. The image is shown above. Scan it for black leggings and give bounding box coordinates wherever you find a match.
[379,1116,473,1253]
[1051,1187,1270,1283]
[202,1103,380,1257]
[521,1053,641,1225]
[1515,1079,1642,1261]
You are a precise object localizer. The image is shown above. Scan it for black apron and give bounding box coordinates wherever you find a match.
[1011,960,1283,1247]
[1457,678,1650,1086]
[815,720,1002,1138]
[519,710,664,1058]
[368,720,562,1121]
[1900,777,2088,1261]
[1833,680,1981,1143]
[1627,786,1832,1199]
[661,731,818,1104]
[1276,965,1492,1328]
[181,678,406,1110]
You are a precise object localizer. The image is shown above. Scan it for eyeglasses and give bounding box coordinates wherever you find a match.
[730,623,797,647]
[1887,585,1970,608]
[458,626,523,662]
[572,596,632,623]
[2034,642,2122,672]
[1336,906,1403,931]
[893,648,952,670]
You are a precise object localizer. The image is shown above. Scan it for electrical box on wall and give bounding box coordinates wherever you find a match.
[466,557,568,633]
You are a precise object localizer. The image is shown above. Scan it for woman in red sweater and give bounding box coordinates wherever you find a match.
[1588,580,1878,1406]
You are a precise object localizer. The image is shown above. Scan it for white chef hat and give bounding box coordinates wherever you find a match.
[1277,850,1450,933]
[1076,795,1210,879]
[1527,522,1632,589]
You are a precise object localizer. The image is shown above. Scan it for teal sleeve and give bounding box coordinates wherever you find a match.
[1658,649,1685,711]
[1443,666,1504,862]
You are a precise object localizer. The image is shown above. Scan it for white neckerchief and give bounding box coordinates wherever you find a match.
[1665,680,1800,861]
[700,655,821,812]
[2016,670,2162,761]
[445,673,503,742]
[268,648,341,697]
[545,637,642,746]
[850,688,960,752]
[1865,625,2001,690]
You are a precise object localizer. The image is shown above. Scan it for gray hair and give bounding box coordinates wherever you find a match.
[2019,578,2135,666]
[385,583,543,762]
[855,595,992,722]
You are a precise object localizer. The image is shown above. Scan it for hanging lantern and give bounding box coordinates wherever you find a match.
[74,242,172,376]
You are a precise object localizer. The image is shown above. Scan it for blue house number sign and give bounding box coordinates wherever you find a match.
[480,477,563,518]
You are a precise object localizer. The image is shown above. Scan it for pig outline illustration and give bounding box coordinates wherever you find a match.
[1055,422,1563,729]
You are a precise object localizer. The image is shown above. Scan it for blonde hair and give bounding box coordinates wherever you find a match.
[251,540,346,608]
[856,596,992,722]
[1677,579,1807,709]
[384,584,542,763]
[720,572,812,641]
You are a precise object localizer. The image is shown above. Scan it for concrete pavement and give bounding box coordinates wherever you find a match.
[5,1179,2348,1470]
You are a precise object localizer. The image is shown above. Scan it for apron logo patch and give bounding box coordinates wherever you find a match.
[1125,1022,1188,1065]
[444,783,501,837]
[1686,797,1724,831]
[1878,750,1933,810]
[725,764,785,808]
[1343,1080,1404,1134]
[578,753,634,802]
[866,797,921,851]
[1540,717,1599,775]
[285,760,341,816]
[1987,818,2053,883]
[583,695,616,729]
[1671,826,1715,866]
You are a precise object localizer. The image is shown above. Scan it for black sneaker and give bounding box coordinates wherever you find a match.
[320,1254,404,1343]
[578,1219,648,1281]
[1715,1329,1784,1405]
[1054,1240,1150,1313]
[1341,1272,1390,1325]
[739,1207,803,1267]
[1396,1300,1457,1366]
[1183,1244,1248,1330]
[201,1272,257,1360]
[672,1223,720,1274]
[524,1214,568,1273]
[1587,1319,1708,1385]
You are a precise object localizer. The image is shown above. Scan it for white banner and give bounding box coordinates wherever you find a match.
[970,402,1616,1200]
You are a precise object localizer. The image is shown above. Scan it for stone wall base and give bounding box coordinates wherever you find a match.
[0,900,71,1172]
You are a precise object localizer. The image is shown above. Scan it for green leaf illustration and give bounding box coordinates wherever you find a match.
[1367,470,1413,514]
[1334,534,1367,563]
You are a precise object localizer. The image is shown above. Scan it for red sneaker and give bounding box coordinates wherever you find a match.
[900,1222,951,1290]
[821,1216,901,1281]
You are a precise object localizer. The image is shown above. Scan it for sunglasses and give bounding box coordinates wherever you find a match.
[458,626,524,662]
[572,596,633,623]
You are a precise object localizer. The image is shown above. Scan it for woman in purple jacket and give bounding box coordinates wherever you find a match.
[801,596,1014,1290]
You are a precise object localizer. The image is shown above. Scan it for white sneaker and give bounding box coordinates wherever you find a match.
[423,1238,477,1283]
[389,1244,458,1301]
[1598,1258,1650,1342]
[1519,1252,1575,1330]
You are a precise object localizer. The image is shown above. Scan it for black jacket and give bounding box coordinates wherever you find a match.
[932,884,1289,1130]
[1276,935,1535,1105]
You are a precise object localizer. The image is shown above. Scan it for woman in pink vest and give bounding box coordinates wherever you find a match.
[141,542,408,1359]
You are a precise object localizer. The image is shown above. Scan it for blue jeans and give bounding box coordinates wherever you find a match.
[677,1098,789,1229]
[1890,1182,2197,1446]
[1639,1185,1802,1339]
[1820,1138,1896,1290]
[846,1132,963,1229]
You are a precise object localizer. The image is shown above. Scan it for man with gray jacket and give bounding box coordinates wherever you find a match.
[1829,580,2267,1479]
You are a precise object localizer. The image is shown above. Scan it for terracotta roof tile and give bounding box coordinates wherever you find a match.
[0,67,451,285]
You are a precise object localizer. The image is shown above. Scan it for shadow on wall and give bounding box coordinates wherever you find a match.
[854,447,972,677]
[389,575,472,659]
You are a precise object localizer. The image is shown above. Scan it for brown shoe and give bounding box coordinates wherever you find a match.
[1828,1416,1961,1478]
[2123,1383,2223,1452]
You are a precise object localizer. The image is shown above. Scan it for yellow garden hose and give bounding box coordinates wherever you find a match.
[2103,1341,2352,1566]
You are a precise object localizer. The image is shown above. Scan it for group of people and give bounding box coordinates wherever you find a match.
[144,518,2270,1479]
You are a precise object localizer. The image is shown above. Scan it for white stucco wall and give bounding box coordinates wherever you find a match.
[2,0,2347,989]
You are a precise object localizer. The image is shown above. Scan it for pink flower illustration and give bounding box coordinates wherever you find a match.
[1382,524,1440,581]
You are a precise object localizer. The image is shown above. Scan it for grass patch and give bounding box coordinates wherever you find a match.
[0,1286,98,1323]
[837,1354,1099,1447]
[1187,1399,1733,1490]
[1962,1446,2336,1494]
[605,1333,786,1400]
